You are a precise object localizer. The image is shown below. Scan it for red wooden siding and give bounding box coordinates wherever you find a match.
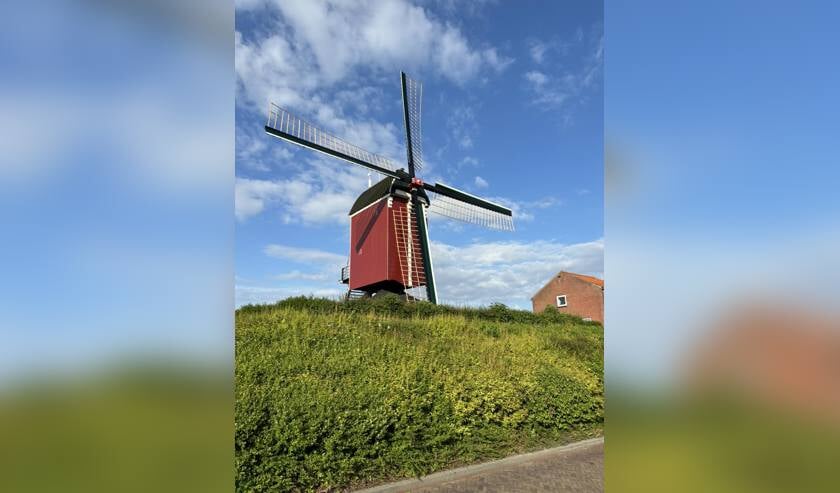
[349,197,391,290]
[349,195,427,292]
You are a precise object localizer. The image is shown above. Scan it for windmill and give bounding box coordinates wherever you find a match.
[264,72,514,303]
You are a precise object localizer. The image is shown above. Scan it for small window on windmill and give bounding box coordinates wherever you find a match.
[556,295,568,308]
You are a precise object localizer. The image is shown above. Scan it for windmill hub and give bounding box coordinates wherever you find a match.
[264,72,515,304]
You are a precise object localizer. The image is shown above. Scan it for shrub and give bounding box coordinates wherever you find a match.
[235,298,603,491]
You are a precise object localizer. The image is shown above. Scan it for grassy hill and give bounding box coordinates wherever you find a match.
[235,296,603,492]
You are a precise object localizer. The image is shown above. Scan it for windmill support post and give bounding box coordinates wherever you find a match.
[413,200,437,304]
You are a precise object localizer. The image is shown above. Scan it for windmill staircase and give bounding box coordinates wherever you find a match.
[392,199,427,302]
[341,263,368,300]
[345,289,368,301]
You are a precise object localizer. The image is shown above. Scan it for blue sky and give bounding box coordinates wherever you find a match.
[235,0,603,308]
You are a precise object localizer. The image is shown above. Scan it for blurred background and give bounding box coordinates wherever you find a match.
[3,1,839,492]
[0,1,232,492]
[606,1,840,491]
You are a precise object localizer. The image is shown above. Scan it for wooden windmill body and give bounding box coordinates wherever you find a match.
[346,177,432,300]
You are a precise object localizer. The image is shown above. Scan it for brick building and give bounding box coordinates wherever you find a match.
[531,271,604,323]
[684,304,840,425]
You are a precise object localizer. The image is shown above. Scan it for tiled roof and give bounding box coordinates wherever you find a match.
[565,272,604,288]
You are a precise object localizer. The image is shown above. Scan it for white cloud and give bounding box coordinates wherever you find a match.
[234,1,515,224]
[522,26,603,114]
[474,175,489,188]
[235,0,510,111]
[431,238,604,308]
[236,143,393,224]
[527,35,578,64]
[523,70,569,106]
[482,47,515,73]
[529,40,550,64]
[236,237,603,308]
[273,270,331,281]
[444,155,480,178]
[434,24,484,82]
[240,244,348,307]
[524,70,549,87]
[235,177,312,221]
[460,156,479,167]
[434,0,499,18]
[236,284,343,306]
[234,31,318,112]
[447,105,478,150]
[236,122,294,172]
[264,244,346,267]
[482,195,562,223]
[526,197,563,209]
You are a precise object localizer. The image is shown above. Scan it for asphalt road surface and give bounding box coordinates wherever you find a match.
[357,437,604,493]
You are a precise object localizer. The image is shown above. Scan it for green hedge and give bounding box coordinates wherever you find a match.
[235,297,603,492]
[238,295,601,327]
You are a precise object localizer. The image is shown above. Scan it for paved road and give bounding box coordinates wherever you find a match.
[357,437,603,493]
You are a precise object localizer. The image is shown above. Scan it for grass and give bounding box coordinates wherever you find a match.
[236,296,603,492]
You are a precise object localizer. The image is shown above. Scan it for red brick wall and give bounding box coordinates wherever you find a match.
[531,273,604,323]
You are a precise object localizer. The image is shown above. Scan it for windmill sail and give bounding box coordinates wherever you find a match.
[425,182,515,231]
[401,73,424,176]
[265,103,401,177]
[263,72,515,306]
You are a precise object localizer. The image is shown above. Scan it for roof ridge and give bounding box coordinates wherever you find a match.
[564,271,604,287]
[530,270,604,299]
